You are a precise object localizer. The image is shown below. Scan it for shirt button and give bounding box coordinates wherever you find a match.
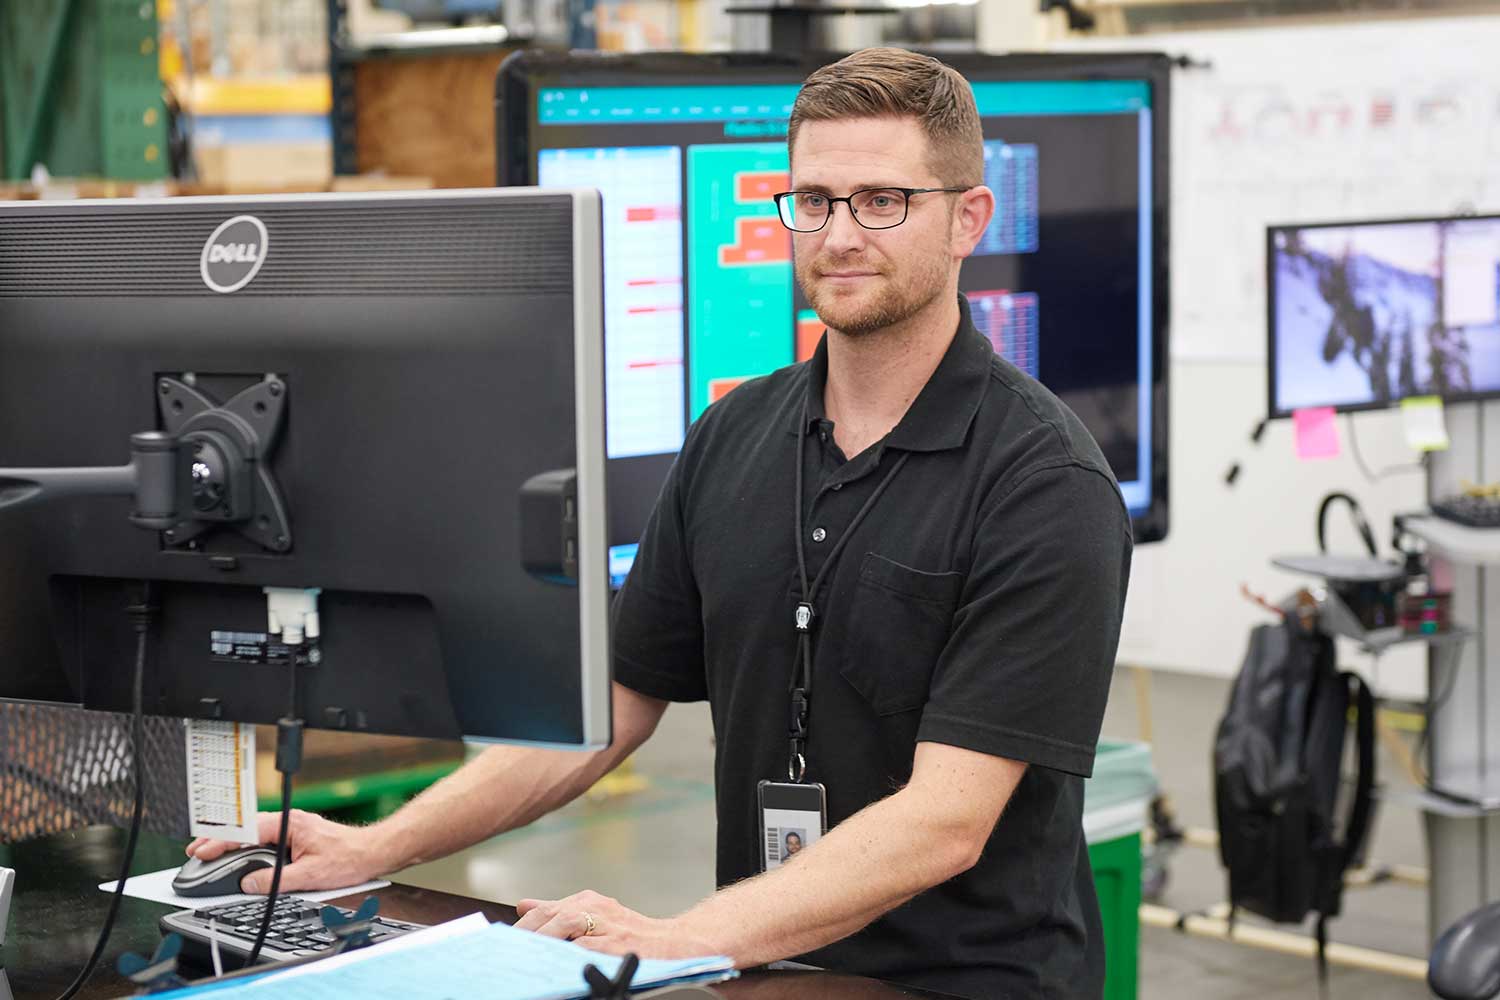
[812,527,827,543]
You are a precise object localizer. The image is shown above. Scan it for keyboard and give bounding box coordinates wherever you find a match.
[160,895,426,968]
[1431,494,1500,529]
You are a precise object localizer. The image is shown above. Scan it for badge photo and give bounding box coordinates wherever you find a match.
[758,780,828,872]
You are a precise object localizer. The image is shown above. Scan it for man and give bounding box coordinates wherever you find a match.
[784,831,804,858]
[188,47,1131,999]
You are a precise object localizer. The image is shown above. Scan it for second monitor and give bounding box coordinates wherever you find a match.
[497,50,1172,559]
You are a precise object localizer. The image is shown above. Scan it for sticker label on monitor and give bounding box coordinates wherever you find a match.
[185,719,258,843]
[209,629,292,664]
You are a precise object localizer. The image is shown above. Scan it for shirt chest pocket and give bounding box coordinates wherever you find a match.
[838,552,964,716]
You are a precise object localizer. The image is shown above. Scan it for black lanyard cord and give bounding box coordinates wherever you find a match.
[788,398,909,780]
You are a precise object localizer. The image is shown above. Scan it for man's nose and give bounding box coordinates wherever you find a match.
[822,201,866,253]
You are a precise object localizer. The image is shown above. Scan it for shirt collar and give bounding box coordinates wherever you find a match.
[789,295,991,453]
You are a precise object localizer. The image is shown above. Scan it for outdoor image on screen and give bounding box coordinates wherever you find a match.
[1270,217,1500,415]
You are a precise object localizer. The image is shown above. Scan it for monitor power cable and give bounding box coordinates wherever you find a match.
[53,582,157,1000]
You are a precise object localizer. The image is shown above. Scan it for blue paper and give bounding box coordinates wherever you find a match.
[159,921,736,1000]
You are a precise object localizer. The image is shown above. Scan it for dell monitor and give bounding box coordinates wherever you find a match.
[496,49,1171,563]
[0,189,611,748]
[1268,213,1500,418]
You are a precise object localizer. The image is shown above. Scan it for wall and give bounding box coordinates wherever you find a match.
[1037,15,1500,696]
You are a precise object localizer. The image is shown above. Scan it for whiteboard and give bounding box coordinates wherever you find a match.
[1051,15,1500,361]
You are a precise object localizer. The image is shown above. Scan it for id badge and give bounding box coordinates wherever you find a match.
[758,780,828,872]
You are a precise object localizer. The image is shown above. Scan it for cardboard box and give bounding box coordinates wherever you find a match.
[195,140,333,190]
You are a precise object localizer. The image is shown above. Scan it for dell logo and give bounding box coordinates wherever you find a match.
[206,242,259,264]
[201,215,269,293]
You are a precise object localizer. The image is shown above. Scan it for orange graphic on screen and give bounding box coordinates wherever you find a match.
[625,205,681,222]
[796,314,824,362]
[720,217,790,266]
[708,376,752,403]
[736,171,789,203]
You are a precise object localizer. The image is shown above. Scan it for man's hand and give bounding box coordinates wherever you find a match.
[514,891,719,960]
[184,809,384,894]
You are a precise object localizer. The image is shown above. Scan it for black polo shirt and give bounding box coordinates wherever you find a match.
[612,296,1132,1000]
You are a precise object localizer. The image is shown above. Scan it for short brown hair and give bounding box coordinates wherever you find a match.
[788,47,983,188]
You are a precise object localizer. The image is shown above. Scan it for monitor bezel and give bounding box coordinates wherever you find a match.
[1266,211,1500,421]
[496,48,1171,544]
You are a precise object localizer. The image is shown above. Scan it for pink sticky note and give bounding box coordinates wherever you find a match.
[1293,406,1340,460]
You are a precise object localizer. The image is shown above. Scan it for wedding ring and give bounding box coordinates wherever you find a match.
[583,911,598,936]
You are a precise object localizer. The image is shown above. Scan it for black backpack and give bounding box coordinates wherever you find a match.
[1214,611,1376,982]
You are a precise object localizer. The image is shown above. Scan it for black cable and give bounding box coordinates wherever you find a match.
[1316,491,1378,556]
[54,588,155,1000]
[243,640,307,967]
[244,775,293,966]
[244,645,303,967]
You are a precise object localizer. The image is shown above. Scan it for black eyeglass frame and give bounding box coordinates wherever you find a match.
[771,187,972,233]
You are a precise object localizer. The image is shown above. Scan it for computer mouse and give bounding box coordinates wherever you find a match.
[172,845,283,898]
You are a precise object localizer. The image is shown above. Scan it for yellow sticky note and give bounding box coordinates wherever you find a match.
[1401,396,1450,452]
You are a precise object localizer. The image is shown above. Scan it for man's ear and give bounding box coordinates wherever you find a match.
[951,186,996,259]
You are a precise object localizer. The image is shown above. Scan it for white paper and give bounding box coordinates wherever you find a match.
[99,867,389,909]
[185,720,259,844]
[161,918,735,1000]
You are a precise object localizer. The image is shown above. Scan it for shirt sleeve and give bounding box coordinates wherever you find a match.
[915,463,1133,777]
[611,447,708,703]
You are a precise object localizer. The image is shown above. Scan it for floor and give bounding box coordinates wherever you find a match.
[392,667,1440,999]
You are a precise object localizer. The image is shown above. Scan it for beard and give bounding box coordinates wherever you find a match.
[794,243,950,338]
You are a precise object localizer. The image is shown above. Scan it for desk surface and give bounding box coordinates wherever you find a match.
[0,828,953,1000]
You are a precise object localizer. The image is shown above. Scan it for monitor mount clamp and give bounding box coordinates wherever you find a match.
[0,374,292,553]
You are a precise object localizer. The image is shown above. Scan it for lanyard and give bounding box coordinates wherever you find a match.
[788,398,909,782]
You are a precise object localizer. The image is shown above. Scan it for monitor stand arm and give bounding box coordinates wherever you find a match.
[0,374,293,552]
[0,431,187,530]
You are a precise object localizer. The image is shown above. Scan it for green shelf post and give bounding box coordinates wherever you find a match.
[0,0,166,182]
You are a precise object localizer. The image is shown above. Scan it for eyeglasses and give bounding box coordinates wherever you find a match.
[772,187,970,233]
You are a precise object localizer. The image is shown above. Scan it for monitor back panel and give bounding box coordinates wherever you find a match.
[0,191,604,745]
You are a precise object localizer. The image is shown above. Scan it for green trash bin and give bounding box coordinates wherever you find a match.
[1084,740,1156,1000]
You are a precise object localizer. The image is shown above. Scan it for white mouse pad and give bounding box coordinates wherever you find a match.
[100,866,389,908]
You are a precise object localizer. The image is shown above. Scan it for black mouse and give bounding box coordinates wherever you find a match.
[172,845,283,898]
[1430,900,1500,1000]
